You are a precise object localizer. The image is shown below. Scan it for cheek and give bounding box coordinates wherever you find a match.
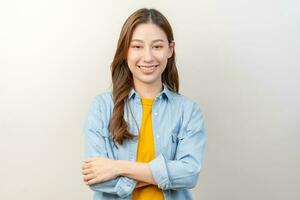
[127,51,141,63]
[127,55,139,73]
[154,51,170,62]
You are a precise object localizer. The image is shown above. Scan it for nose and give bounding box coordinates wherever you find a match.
[142,47,154,63]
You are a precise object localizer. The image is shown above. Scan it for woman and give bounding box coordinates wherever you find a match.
[82,8,206,200]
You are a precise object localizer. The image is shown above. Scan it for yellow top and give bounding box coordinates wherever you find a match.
[132,98,164,200]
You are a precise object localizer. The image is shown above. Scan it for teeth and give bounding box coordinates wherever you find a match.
[138,65,157,73]
[139,65,157,68]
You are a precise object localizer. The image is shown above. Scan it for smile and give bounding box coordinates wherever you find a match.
[138,65,158,74]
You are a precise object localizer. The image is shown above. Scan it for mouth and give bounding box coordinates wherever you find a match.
[138,65,158,74]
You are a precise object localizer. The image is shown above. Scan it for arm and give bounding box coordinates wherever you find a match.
[116,160,157,185]
[83,96,137,198]
[148,102,206,190]
[135,182,151,188]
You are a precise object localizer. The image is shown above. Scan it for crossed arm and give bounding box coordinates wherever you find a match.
[81,157,155,188]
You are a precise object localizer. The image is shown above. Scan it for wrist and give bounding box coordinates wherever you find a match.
[115,160,129,176]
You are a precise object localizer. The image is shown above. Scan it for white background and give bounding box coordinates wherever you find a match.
[0,0,299,199]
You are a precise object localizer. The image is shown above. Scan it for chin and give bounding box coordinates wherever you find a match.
[138,78,160,85]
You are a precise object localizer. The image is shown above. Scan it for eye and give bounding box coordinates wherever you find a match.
[131,45,142,49]
[153,45,163,49]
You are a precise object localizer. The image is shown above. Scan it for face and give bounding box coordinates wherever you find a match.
[126,23,174,87]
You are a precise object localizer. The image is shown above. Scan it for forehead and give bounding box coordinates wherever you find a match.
[131,23,168,42]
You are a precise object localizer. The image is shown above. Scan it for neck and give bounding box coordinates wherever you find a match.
[133,81,163,99]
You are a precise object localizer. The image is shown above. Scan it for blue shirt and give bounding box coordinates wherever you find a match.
[83,83,206,200]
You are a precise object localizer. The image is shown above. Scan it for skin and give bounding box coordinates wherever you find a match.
[127,23,174,98]
[82,23,175,188]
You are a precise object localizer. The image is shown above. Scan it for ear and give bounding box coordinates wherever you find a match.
[167,41,175,58]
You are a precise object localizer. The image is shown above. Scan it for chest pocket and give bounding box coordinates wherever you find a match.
[98,127,118,160]
[161,130,184,160]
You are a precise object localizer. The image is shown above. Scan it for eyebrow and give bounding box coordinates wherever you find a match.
[130,39,165,43]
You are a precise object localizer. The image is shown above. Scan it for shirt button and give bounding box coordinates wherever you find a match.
[154,112,158,116]
[157,135,160,139]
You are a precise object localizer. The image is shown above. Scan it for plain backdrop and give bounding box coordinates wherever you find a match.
[0,0,299,199]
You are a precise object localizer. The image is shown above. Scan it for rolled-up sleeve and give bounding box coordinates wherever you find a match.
[84,96,137,198]
[149,102,206,190]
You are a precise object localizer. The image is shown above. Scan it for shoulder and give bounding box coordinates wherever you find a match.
[90,91,114,109]
[169,91,202,113]
[170,93,205,136]
[87,91,114,124]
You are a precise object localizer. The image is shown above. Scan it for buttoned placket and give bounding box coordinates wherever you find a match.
[152,95,163,157]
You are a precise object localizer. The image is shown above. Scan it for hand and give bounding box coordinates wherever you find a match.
[82,157,119,185]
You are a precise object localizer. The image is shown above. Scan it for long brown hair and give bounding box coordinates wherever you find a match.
[109,8,179,145]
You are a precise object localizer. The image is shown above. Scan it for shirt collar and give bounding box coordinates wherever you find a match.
[128,83,172,101]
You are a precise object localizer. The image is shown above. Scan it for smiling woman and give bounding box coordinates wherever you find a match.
[127,23,174,88]
[82,8,206,200]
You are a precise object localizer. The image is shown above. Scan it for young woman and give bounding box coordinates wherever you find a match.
[82,8,206,200]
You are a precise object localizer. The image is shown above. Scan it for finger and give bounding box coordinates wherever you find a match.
[83,174,95,182]
[82,168,93,175]
[86,177,101,185]
[81,163,91,170]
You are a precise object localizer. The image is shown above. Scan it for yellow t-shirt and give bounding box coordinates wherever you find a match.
[132,98,164,200]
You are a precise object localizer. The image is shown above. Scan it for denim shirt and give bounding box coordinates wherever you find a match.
[83,83,206,200]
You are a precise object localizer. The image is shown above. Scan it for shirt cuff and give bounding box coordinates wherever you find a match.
[149,154,170,190]
[115,176,137,198]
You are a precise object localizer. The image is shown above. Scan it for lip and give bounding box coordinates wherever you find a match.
[138,65,158,74]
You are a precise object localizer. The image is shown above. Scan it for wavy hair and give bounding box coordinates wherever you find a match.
[109,8,179,145]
